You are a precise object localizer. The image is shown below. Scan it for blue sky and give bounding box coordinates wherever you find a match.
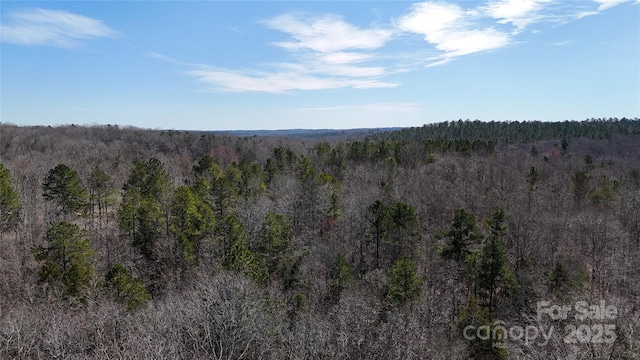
[1,1,639,130]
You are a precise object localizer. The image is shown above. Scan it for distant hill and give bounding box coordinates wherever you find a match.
[208,127,402,139]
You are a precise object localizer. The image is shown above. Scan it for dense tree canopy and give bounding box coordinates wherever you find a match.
[374,118,640,144]
[0,120,639,359]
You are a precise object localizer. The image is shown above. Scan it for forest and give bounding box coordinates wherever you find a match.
[0,118,639,359]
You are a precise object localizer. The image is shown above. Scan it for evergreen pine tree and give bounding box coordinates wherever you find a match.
[0,163,20,234]
[42,164,87,218]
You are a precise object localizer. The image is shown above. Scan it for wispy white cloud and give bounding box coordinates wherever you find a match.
[153,0,638,93]
[186,67,397,94]
[174,13,398,93]
[319,52,373,65]
[295,103,420,113]
[481,0,552,32]
[594,0,632,10]
[219,25,242,34]
[146,52,188,65]
[263,13,393,53]
[575,0,634,18]
[550,40,572,46]
[398,2,511,65]
[0,8,117,48]
[396,0,635,66]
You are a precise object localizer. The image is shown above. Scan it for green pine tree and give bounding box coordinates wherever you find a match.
[328,253,353,302]
[386,257,421,305]
[33,222,96,299]
[105,263,151,310]
[216,214,268,283]
[440,208,483,262]
[366,200,392,269]
[227,240,268,283]
[477,207,518,313]
[42,164,87,218]
[0,163,20,234]
[260,212,294,278]
[118,158,172,261]
[526,166,540,210]
[572,171,591,207]
[390,202,421,261]
[458,296,508,359]
[170,185,215,267]
[87,166,115,221]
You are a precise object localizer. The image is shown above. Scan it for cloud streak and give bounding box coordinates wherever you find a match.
[594,0,632,10]
[153,0,637,93]
[186,67,397,94]
[396,0,635,66]
[263,13,393,53]
[481,0,552,32]
[398,2,511,65]
[0,8,117,48]
[295,103,420,113]
[179,13,398,93]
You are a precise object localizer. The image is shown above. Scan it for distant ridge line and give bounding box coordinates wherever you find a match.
[200,127,403,138]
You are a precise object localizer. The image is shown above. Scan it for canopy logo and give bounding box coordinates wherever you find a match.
[463,301,617,348]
